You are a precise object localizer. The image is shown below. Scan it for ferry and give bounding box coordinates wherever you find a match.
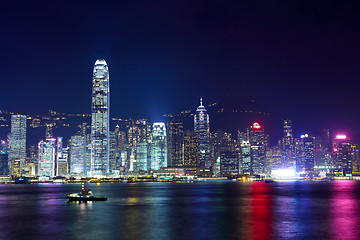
[67,184,107,201]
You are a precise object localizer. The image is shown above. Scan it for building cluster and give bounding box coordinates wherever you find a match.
[0,59,359,180]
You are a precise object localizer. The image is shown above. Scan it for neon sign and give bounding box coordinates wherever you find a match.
[336,135,347,140]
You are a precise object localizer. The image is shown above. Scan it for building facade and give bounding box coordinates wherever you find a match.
[150,122,167,170]
[10,115,27,176]
[249,123,266,175]
[194,98,210,168]
[70,135,86,176]
[90,59,110,176]
[333,135,353,176]
[167,119,184,167]
[220,151,239,177]
[184,131,200,167]
[38,138,56,177]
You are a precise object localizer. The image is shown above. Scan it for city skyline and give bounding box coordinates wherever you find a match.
[0,59,358,180]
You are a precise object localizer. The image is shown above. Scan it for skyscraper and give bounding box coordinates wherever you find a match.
[282,119,293,150]
[220,151,240,177]
[333,135,353,176]
[9,115,27,176]
[303,135,315,172]
[90,59,110,176]
[70,135,86,176]
[282,119,295,168]
[127,119,151,152]
[183,131,200,167]
[0,152,8,176]
[167,119,184,167]
[240,141,251,175]
[136,142,148,171]
[194,98,210,168]
[109,131,118,172]
[295,134,315,173]
[249,122,266,175]
[38,138,56,178]
[150,122,167,170]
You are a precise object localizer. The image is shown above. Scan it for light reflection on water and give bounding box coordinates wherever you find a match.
[0,182,360,239]
[331,181,360,240]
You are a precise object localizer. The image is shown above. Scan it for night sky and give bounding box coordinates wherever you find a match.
[1,1,360,140]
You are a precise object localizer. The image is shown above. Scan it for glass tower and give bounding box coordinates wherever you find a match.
[167,119,184,167]
[194,98,210,168]
[38,138,56,178]
[90,59,110,176]
[10,115,27,176]
[249,122,266,174]
[70,135,86,176]
[151,122,167,170]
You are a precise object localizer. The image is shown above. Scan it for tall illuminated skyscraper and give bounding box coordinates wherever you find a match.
[150,122,167,170]
[70,135,86,176]
[194,98,210,168]
[90,59,110,176]
[295,134,315,173]
[167,119,184,167]
[241,141,251,175]
[333,135,353,176]
[249,122,266,174]
[9,115,27,176]
[38,138,56,178]
[282,119,293,150]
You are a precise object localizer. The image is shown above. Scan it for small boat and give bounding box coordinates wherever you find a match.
[15,176,29,184]
[264,179,276,183]
[67,183,107,201]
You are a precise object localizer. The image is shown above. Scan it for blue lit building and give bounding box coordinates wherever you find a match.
[90,59,110,176]
[151,122,167,170]
[136,142,148,171]
[9,115,27,176]
[241,141,251,175]
[38,138,57,177]
[70,135,86,176]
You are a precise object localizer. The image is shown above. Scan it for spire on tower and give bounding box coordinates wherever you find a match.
[200,97,203,107]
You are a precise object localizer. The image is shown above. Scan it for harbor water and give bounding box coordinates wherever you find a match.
[0,181,359,240]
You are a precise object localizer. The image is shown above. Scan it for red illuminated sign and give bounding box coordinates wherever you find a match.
[252,122,261,129]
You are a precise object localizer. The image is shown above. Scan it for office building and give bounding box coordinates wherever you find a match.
[240,141,251,175]
[184,131,200,167]
[220,151,239,177]
[9,115,27,176]
[38,138,56,177]
[0,152,8,175]
[167,119,184,167]
[249,123,266,174]
[150,122,167,170]
[91,59,110,176]
[333,135,353,176]
[69,135,86,176]
[136,142,148,171]
[109,131,118,172]
[194,98,210,168]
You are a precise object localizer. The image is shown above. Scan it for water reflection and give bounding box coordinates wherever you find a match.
[1,182,360,240]
[331,181,360,240]
[250,182,273,240]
